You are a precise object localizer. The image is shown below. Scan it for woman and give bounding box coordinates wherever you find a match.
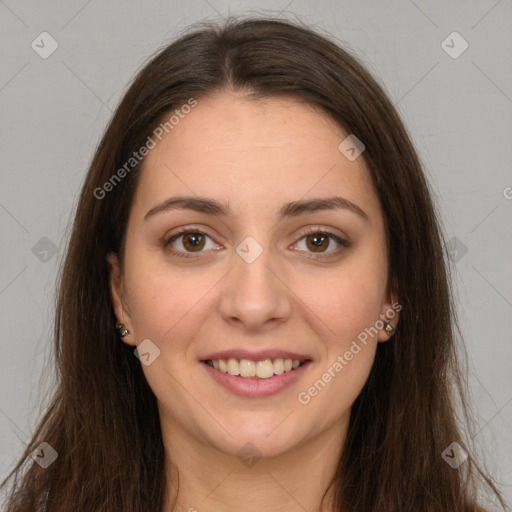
[1,16,506,512]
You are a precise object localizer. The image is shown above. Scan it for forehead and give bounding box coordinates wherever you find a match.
[132,91,382,223]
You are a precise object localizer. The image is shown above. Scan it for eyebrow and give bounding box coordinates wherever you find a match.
[144,195,369,223]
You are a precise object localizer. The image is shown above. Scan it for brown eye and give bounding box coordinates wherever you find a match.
[182,233,206,252]
[305,233,330,252]
[293,230,349,257]
[166,230,219,256]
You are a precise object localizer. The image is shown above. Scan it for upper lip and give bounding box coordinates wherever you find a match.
[201,349,312,362]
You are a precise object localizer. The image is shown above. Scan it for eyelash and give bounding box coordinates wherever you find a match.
[163,227,350,260]
[293,228,350,259]
[164,227,217,259]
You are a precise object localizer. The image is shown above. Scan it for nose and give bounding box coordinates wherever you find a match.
[218,244,292,333]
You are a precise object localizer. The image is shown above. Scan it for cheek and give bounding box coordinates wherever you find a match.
[292,261,387,346]
[293,268,383,415]
[126,270,207,341]
[123,267,215,405]
[123,244,223,352]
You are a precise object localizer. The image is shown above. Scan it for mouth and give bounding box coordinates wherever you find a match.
[202,357,310,379]
[201,356,312,398]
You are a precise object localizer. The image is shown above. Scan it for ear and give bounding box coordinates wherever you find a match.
[106,252,136,346]
[377,280,400,343]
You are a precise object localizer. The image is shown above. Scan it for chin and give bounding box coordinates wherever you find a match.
[206,417,304,460]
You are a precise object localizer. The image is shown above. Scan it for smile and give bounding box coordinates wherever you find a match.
[204,357,307,379]
[201,357,312,398]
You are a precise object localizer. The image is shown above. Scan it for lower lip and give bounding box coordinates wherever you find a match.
[202,361,312,398]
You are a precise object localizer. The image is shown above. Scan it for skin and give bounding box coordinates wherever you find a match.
[108,91,399,512]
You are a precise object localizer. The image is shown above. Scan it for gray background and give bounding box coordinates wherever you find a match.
[1,0,511,506]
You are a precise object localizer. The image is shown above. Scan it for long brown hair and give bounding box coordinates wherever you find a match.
[1,16,506,512]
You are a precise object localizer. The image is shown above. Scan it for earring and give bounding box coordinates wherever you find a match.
[116,322,130,338]
[384,320,394,336]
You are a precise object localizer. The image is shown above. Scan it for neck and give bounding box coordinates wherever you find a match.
[160,418,347,512]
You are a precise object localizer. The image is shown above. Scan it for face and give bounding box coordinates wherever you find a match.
[108,91,399,460]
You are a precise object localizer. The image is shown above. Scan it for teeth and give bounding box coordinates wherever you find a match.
[273,358,284,375]
[227,357,239,376]
[256,359,274,379]
[207,357,305,379]
[239,359,256,377]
